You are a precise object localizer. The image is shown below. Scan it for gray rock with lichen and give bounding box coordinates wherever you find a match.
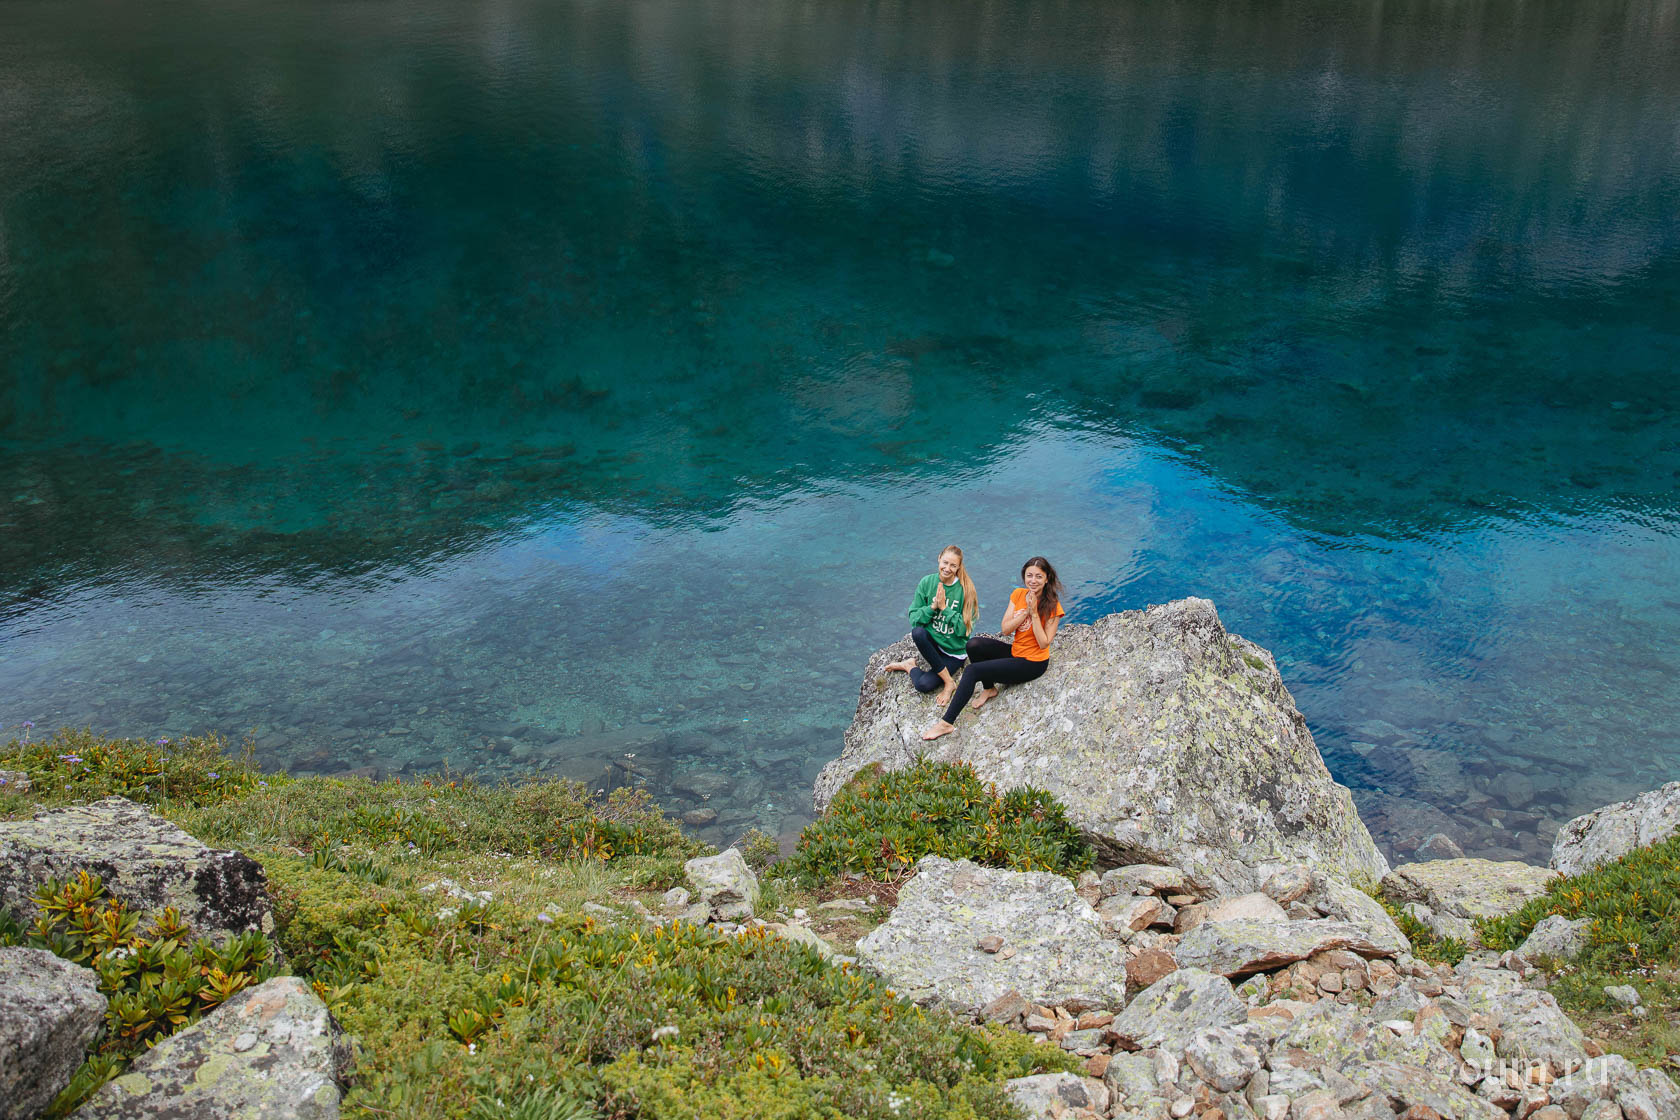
[1271,1000,1458,1077]
[1109,968,1245,1051]
[1380,858,1558,921]
[1343,1059,1506,1120]
[1518,915,1590,962]
[1493,988,1588,1072]
[1299,874,1411,955]
[74,976,350,1119]
[1551,781,1680,877]
[0,947,107,1120]
[0,797,274,944]
[682,847,759,921]
[815,599,1388,895]
[1173,917,1396,977]
[1004,1072,1108,1118]
[855,856,1126,1014]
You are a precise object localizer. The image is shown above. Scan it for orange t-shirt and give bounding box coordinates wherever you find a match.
[1009,587,1064,661]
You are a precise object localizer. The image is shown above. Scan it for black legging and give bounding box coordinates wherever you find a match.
[909,626,966,693]
[942,635,1048,723]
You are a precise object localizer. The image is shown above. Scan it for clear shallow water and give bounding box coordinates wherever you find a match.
[3,0,1679,862]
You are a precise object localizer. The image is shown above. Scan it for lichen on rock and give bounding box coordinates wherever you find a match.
[74,976,351,1120]
[854,856,1127,1015]
[0,797,274,944]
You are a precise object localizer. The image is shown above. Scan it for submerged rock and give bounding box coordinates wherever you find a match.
[0,947,106,1120]
[76,976,350,1119]
[1551,780,1680,876]
[855,856,1127,1015]
[0,797,274,943]
[816,599,1388,895]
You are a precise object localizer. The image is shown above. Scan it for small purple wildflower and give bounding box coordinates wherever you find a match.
[207,772,219,780]
[258,781,268,788]
[156,738,170,746]
[22,721,34,729]
[59,754,83,763]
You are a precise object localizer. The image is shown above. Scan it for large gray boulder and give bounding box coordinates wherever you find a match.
[75,977,350,1119]
[1381,858,1559,921]
[854,857,1128,1014]
[0,947,107,1120]
[1551,781,1680,877]
[1493,989,1589,1073]
[814,599,1388,895]
[0,797,274,943]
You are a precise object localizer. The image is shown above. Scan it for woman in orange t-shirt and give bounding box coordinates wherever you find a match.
[922,556,1065,741]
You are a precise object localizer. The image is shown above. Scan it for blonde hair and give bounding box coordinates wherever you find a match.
[941,545,979,633]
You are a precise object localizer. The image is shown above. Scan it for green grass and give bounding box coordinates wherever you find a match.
[1480,833,1680,969]
[2,731,1075,1119]
[785,760,1092,885]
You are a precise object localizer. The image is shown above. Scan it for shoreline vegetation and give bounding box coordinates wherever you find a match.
[2,728,1676,1118]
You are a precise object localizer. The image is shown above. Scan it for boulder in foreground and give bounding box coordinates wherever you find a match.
[0,947,107,1120]
[0,797,274,943]
[76,976,350,1120]
[855,856,1127,1015]
[815,599,1387,895]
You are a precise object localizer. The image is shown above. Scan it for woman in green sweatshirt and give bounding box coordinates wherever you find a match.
[882,545,980,708]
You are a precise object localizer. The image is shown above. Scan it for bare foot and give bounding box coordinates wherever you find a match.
[882,659,915,673]
[921,719,956,741]
[935,684,957,709]
[970,686,1000,710]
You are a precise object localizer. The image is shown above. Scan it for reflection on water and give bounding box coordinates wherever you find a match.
[2,0,1678,862]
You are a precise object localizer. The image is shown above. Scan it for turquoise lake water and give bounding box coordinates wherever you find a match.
[3,0,1678,862]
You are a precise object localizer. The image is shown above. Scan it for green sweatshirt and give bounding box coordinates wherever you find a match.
[907,573,972,657]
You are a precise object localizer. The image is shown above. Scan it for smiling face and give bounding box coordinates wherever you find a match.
[938,549,962,583]
[1022,563,1047,593]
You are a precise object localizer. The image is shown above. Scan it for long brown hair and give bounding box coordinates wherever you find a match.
[942,545,980,632]
[1022,556,1062,623]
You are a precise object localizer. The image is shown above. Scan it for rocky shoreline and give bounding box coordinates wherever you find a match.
[1,598,1677,1119]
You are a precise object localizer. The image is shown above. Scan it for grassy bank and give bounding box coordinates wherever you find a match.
[0,730,1073,1119]
[5,728,1675,1112]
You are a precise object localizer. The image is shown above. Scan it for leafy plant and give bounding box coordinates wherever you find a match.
[1375,895,1468,966]
[21,871,280,1116]
[787,761,1092,883]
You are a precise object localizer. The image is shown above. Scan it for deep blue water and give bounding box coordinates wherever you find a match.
[3,0,1679,862]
